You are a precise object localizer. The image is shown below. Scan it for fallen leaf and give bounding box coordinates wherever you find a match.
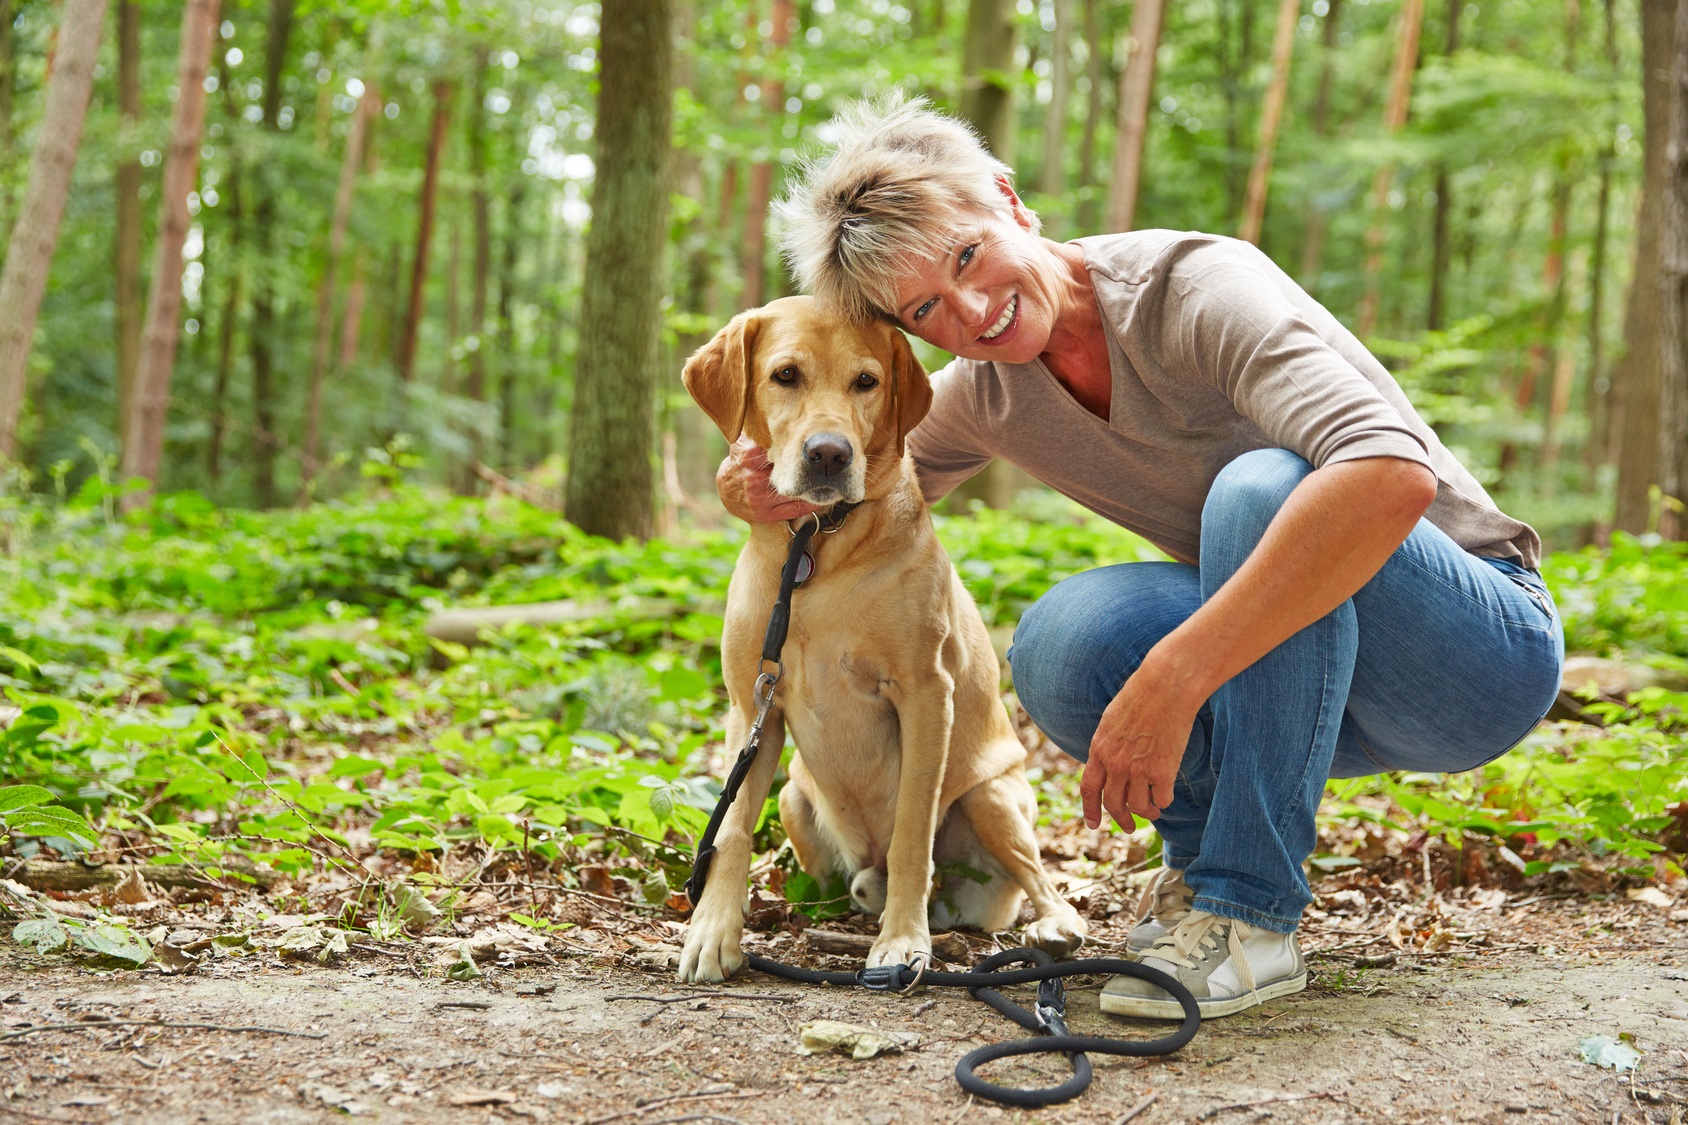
[578,866,615,898]
[154,942,199,974]
[112,868,148,905]
[447,942,483,981]
[1579,1035,1642,1072]
[535,1081,573,1098]
[1627,887,1675,910]
[797,1019,920,1060]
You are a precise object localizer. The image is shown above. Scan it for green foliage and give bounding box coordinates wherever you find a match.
[11,912,153,965]
[0,783,97,848]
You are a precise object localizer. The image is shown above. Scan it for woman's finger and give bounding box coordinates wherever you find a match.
[1080,759,1107,829]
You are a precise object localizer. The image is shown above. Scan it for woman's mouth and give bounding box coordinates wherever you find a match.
[979,295,1019,344]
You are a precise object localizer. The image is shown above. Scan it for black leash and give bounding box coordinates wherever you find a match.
[685,501,1201,1107]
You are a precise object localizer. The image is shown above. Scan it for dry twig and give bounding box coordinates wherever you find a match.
[1115,1092,1159,1124]
[1197,1091,1345,1119]
[1,1019,327,1042]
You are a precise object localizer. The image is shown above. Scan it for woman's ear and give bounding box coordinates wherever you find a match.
[888,326,933,454]
[682,313,760,441]
[995,174,1035,232]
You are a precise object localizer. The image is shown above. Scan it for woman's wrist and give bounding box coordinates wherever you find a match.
[1137,636,1220,715]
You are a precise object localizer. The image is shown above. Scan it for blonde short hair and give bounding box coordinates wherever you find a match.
[774,92,1038,323]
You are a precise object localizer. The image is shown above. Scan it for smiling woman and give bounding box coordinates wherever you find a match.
[710,91,1569,1023]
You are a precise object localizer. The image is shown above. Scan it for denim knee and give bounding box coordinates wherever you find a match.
[1201,449,1314,570]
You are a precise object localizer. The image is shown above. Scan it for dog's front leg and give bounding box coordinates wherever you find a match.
[871,670,955,970]
[678,705,785,984]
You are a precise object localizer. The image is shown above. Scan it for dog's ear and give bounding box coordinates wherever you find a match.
[887,326,932,455]
[682,313,761,441]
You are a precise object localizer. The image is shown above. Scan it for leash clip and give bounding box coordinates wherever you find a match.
[856,964,908,992]
[1034,977,1068,1034]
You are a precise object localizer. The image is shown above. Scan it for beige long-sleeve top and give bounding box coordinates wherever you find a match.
[906,230,1541,568]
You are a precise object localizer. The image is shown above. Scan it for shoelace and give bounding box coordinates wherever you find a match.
[1147,912,1259,997]
[1134,866,1195,927]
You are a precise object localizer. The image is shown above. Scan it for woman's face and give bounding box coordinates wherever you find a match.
[889,196,1069,365]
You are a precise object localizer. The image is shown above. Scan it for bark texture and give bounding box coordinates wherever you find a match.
[563,0,673,540]
[1356,0,1425,337]
[1657,0,1688,538]
[960,0,1018,163]
[0,0,108,459]
[1238,0,1300,245]
[1613,0,1676,533]
[119,0,221,497]
[115,0,143,447]
[396,80,452,385]
[1105,0,1165,232]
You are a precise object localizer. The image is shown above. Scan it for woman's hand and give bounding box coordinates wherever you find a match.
[1080,657,1200,829]
[716,437,825,524]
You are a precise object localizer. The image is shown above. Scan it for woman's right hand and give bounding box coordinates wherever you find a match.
[716,437,825,524]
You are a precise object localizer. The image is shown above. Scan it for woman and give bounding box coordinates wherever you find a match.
[717,95,1564,1019]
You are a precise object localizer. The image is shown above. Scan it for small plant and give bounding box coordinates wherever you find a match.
[0,784,96,849]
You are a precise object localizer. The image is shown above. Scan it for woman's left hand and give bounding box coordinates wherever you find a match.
[1080,661,1200,829]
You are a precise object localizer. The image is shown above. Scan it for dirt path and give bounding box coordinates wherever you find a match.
[3,911,1684,1125]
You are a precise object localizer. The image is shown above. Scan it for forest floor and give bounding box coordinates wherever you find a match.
[4,874,1686,1125]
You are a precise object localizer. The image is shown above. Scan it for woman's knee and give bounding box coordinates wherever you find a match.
[1009,562,1199,757]
[1201,449,1314,559]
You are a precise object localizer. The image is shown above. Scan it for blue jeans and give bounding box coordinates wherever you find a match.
[1008,449,1565,933]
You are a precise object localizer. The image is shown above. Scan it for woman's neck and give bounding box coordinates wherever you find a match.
[1039,240,1112,420]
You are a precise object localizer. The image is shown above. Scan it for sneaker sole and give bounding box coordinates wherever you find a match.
[1099,971,1308,1020]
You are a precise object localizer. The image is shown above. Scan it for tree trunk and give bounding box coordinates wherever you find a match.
[1612,0,1675,533]
[0,0,108,460]
[1657,0,1688,539]
[740,0,793,310]
[208,59,244,488]
[1297,0,1343,288]
[1426,0,1463,330]
[462,58,490,487]
[1238,0,1300,245]
[1584,0,1619,480]
[497,179,524,472]
[1355,0,1424,338]
[1040,0,1073,206]
[248,0,294,508]
[1073,0,1106,232]
[0,0,15,222]
[118,0,219,499]
[114,0,142,452]
[396,79,451,387]
[300,75,377,498]
[338,100,379,373]
[563,0,673,540]
[960,0,1018,163]
[1104,0,1165,232]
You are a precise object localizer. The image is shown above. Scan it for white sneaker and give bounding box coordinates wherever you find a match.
[1101,909,1307,1019]
[1126,865,1194,953]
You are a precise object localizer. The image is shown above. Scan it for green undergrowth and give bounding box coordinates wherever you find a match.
[1,474,1684,938]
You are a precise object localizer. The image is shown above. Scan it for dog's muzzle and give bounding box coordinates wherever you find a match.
[795,432,854,499]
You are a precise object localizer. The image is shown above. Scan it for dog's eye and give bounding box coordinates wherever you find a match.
[771,366,799,385]
[854,372,879,391]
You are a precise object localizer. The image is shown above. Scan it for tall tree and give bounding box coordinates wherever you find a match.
[497,179,525,471]
[1612,0,1675,533]
[300,73,378,497]
[741,0,793,309]
[119,0,220,498]
[564,0,673,540]
[1426,0,1462,330]
[1040,0,1074,206]
[960,0,1018,162]
[1583,0,1620,476]
[396,79,452,386]
[1238,0,1301,245]
[1657,0,1688,539]
[248,0,295,507]
[1073,0,1107,232]
[1297,0,1343,287]
[1104,0,1165,232]
[1355,0,1425,337]
[114,0,143,446]
[461,56,490,486]
[0,0,108,460]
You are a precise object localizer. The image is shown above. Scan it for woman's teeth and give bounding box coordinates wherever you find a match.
[982,296,1017,340]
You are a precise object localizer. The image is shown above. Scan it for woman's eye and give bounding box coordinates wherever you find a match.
[772,366,799,385]
[959,243,976,267]
[855,372,879,390]
[913,299,936,322]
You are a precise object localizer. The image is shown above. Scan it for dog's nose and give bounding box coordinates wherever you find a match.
[803,433,853,476]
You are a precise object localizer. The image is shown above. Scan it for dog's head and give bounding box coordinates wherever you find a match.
[682,296,932,507]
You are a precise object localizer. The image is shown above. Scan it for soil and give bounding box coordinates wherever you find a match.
[3,895,1685,1125]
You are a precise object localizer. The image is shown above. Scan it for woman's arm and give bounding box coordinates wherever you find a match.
[1080,455,1437,830]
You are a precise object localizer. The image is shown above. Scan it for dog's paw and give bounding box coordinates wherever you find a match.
[678,910,746,983]
[1023,906,1088,959]
[867,926,932,971]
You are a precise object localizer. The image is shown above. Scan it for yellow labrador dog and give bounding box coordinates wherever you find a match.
[677,296,1086,983]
